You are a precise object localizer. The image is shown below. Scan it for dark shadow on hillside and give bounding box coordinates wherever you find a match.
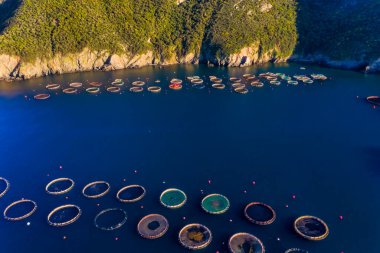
[0,0,22,33]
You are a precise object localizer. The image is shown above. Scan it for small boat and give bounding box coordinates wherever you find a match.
[46,84,61,90]
[34,94,50,100]
[367,96,380,106]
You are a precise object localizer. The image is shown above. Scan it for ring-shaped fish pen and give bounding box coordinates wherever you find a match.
[228,232,265,253]
[3,199,37,221]
[160,188,187,209]
[303,79,314,84]
[46,84,61,90]
[171,79,183,84]
[137,214,169,239]
[294,215,329,241]
[169,83,182,90]
[288,80,298,86]
[112,80,124,86]
[212,83,226,90]
[86,87,100,94]
[116,185,146,203]
[285,248,309,253]
[230,77,242,83]
[34,94,50,100]
[0,177,10,198]
[251,81,264,88]
[244,202,276,225]
[232,83,245,89]
[89,82,102,87]
[148,86,162,93]
[63,88,77,94]
[69,82,83,88]
[106,86,121,93]
[191,79,204,84]
[132,81,146,87]
[243,74,254,79]
[94,208,127,231]
[201,194,230,214]
[130,87,144,93]
[179,223,212,250]
[82,181,110,199]
[46,178,75,195]
[270,81,281,86]
[367,96,380,106]
[211,78,223,83]
[47,204,82,227]
[234,87,249,94]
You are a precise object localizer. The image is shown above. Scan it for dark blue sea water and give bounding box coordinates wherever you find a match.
[0,63,379,253]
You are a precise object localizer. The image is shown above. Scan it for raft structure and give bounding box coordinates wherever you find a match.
[34,94,50,100]
[106,86,121,93]
[47,204,82,227]
[137,214,169,239]
[86,87,100,94]
[89,82,102,87]
[244,202,276,225]
[228,232,265,253]
[116,184,146,203]
[366,96,380,106]
[69,82,83,88]
[132,81,146,87]
[63,88,77,94]
[178,223,212,250]
[45,177,75,195]
[285,248,309,253]
[3,199,37,221]
[160,188,187,209]
[130,87,144,93]
[94,208,127,231]
[46,84,61,90]
[147,86,162,93]
[82,181,110,199]
[201,193,230,214]
[294,215,329,241]
[212,83,226,90]
[0,177,10,198]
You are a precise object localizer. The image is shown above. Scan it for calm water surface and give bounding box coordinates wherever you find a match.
[0,64,379,253]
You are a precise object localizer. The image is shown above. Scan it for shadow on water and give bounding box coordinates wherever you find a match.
[0,0,22,33]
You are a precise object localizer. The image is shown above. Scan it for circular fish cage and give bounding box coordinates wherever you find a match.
[367,96,380,106]
[211,78,223,83]
[117,185,146,203]
[63,88,77,94]
[47,204,82,227]
[232,83,245,89]
[130,87,144,93]
[244,202,276,225]
[169,83,182,90]
[191,79,204,84]
[137,214,169,239]
[45,178,75,195]
[288,80,299,86]
[234,87,249,94]
[229,233,265,253]
[201,194,230,214]
[171,78,183,84]
[294,215,329,241]
[229,77,242,83]
[266,76,278,81]
[179,223,212,250]
[285,248,309,253]
[243,74,254,79]
[112,80,124,86]
[160,188,187,209]
[86,87,100,94]
[69,82,83,88]
[270,80,281,86]
[311,74,327,80]
[251,81,264,88]
[148,86,162,93]
[94,208,127,231]
[34,94,50,100]
[82,181,111,199]
[106,86,121,93]
[46,84,61,90]
[246,76,256,81]
[3,199,37,221]
[132,81,146,87]
[89,82,102,87]
[0,177,10,198]
[212,83,226,90]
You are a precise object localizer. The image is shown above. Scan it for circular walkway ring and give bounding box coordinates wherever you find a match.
[160,188,187,209]
[244,202,276,225]
[229,232,265,253]
[294,215,329,241]
[89,82,102,87]
[210,78,223,83]
[3,199,37,221]
[116,184,146,203]
[106,86,121,93]
[191,79,204,84]
[63,88,77,94]
[201,193,230,215]
[45,178,75,195]
[34,94,50,100]
[212,83,226,90]
[230,77,242,83]
[169,83,182,90]
[46,84,61,90]
[47,204,82,227]
[251,81,264,87]
[86,87,100,94]
[69,82,83,88]
[232,83,245,89]
[82,181,110,199]
[234,87,249,94]
[179,223,212,250]
[171,79,183,84]
[130,87,144,93]
[148,86,162,93]
[137,214,169,239]
[94,208,127,231]
[0,177,10,198]
[132,81,146,87]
